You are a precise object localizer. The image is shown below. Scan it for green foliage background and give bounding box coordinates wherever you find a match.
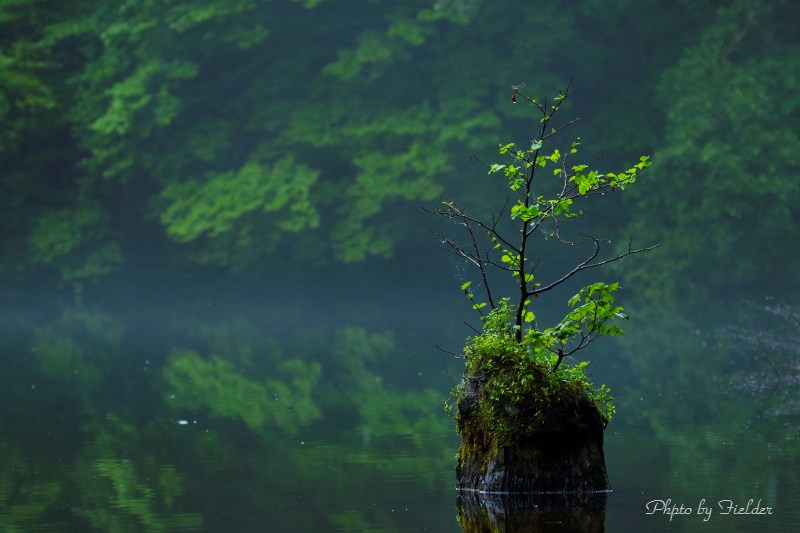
[1,0,800,531]
[2,0,797,293]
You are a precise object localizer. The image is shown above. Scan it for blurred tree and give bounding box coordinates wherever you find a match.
[621,0,800,300]
[162,349,322,433]
[0,0,796,303]
[0,0,569,281]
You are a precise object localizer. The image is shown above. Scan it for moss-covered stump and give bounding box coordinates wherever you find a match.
[454,337,610,493]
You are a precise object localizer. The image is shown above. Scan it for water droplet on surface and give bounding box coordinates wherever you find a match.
[177,419,188,425]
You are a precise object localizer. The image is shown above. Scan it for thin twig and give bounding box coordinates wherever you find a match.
[435,344,465,358]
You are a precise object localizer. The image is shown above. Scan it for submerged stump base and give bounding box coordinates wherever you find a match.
[455,370,609,494]
[457,490,607,533]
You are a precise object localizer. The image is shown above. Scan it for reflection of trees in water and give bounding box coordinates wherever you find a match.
[2,308,455,531]
[722,301,800,418]
[603,296,800,512]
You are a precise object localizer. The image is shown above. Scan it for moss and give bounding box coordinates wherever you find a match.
[453,330,610,473]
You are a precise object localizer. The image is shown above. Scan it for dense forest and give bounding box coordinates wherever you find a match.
[2,0,798,299]
[1,0,799,530]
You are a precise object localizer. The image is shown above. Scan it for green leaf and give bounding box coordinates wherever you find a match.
[498,142,515,154]
[552,198,573,215]
[460,281,472,291]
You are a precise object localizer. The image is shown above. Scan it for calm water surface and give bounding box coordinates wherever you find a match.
[1,294,798,532]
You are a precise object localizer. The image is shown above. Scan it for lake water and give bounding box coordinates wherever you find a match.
[2,292,798,532]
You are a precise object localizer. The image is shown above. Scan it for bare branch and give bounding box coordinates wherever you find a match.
[463,321,481,335]
[465,214,496,308]
[433,231,516,273]
[436,344,465,359]
[423,199,519,253]
[543,117,581,140]
[530,237,661,297]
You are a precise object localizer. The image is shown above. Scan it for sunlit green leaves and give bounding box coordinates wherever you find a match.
[567,281,620,306]
[331,139,445,261]
[498,142,516,155]
[160,156,320,244]
[90,60,198,136]
[510,201,542,221]
[561,282,626,339]
[503,165,520,178]
[499,251,518,267]
[551,197,572,215]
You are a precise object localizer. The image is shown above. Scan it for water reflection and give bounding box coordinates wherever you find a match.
[457,491,607,532]
[1,299,800,531]
[1,305,458,531]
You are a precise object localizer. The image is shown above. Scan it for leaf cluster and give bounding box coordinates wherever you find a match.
[435,86,656,355]
[453,305,615,444]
